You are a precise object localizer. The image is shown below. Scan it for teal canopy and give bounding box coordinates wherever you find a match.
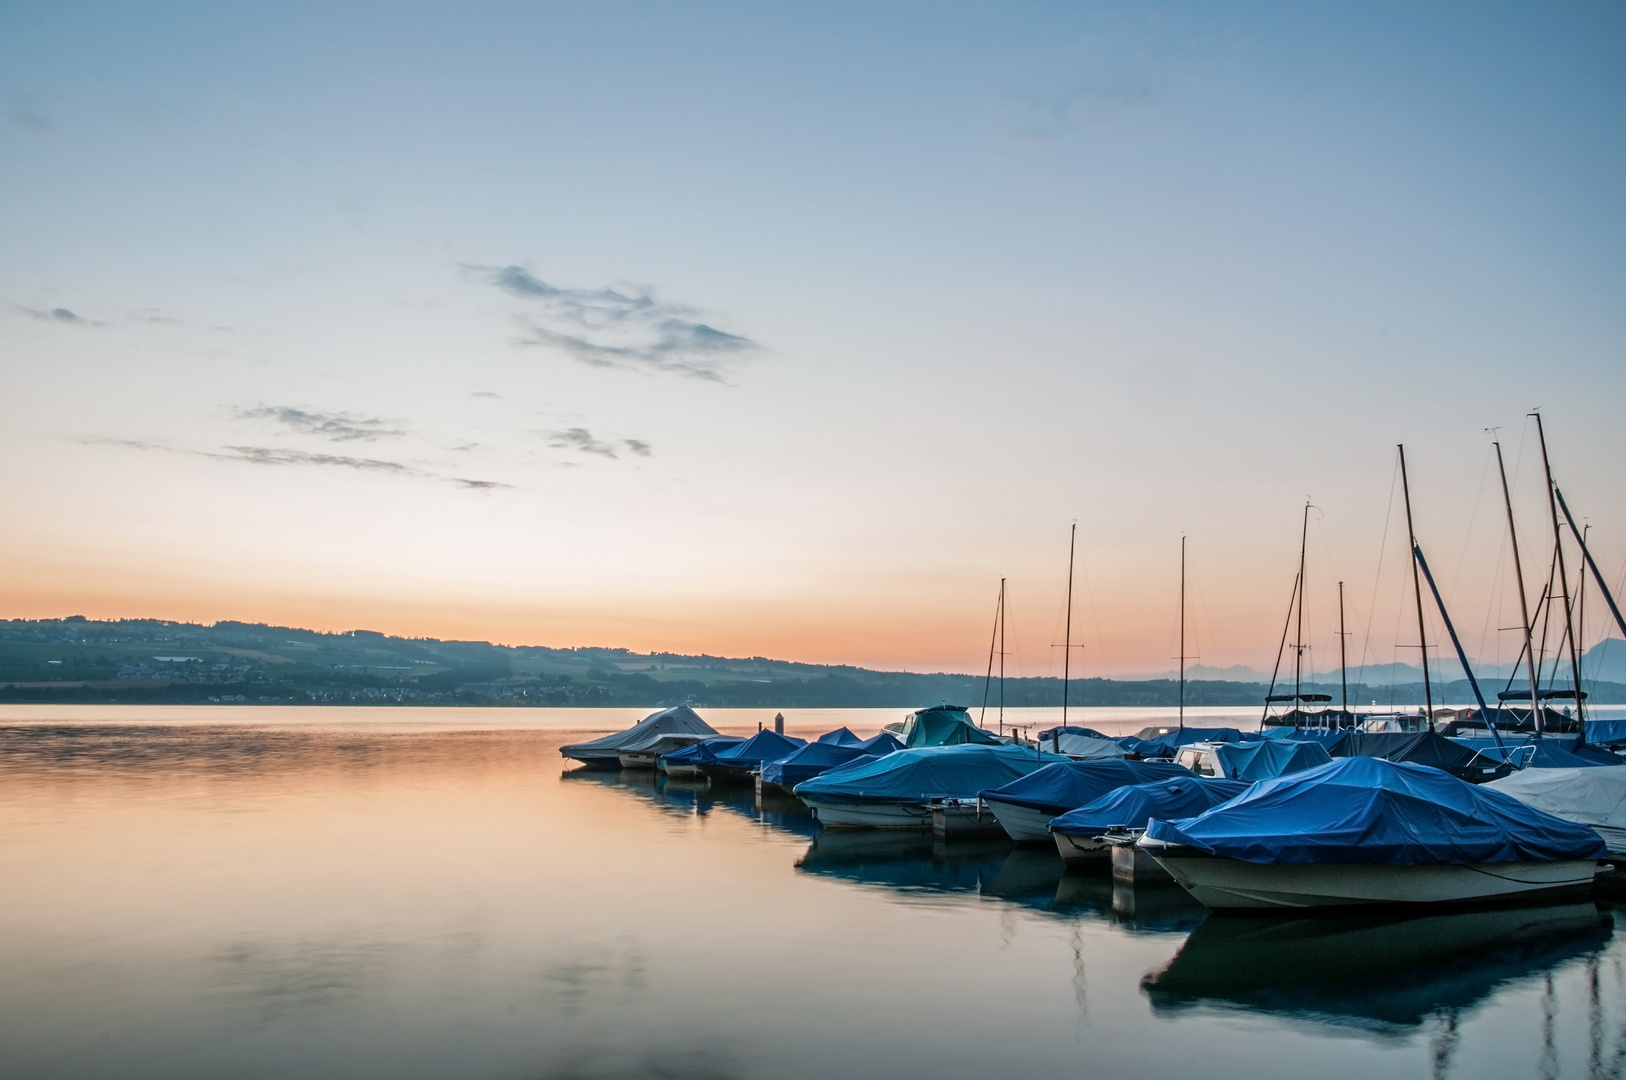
[900,706,1001,747]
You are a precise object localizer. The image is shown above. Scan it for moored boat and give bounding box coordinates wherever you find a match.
[617,731,713,769]
[979,759,1192,843]
[659,736,743,777]
[794,744,1067,829]
[1049,776,1246,865]
[1171,738,1331,781]
[560,706,717,769]
[1487,765,1626,858]
[699,729,805,784]
[1138,756,1608,909]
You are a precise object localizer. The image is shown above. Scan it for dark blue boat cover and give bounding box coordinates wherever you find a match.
[1333,730,1509,782]
[979,759,1192,813]
[1143,756,1609,864]
[794,744,1069,803]
[1122,728,1254,758]
[1587,720,1626,747]
[1261,727,1351,747]
[712,729,806,765]
[661,736,744,765]
[1524,739,1623,768]
[816,727,865,746]
[762,742,883,787]
[1212,739,1333,781]
[854,732,905,755]
[1051,777,1248,836]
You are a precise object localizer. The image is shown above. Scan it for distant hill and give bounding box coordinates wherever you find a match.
[3,617,1621,709]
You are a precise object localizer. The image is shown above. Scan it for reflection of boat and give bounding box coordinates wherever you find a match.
[794,830,1012,896]
[1143,902,1613,1031]
[1050,872,1208,934]
[559,763,818,837]
[560,706,718,768]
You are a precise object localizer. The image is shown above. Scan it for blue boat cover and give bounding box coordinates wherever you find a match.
[1261,727,1351,747]
[712,729,806,765]
[795,744,1068,804]
[1122,727,1254,758]
[854,732,905,755]
[1333,730,1509,782]
[1525,739,1623,769]
[1587,720,1626,747]
[815,727,864,746]
[979,759,1192,813]
[1051,777,1249,837]
[903,709,1002,748]
[762,742,884,787]
[661,736,744,765]
[1143,756,1609,864]
[1212,739,1333,781]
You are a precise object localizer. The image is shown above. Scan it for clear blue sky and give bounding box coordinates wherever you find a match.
[2,1,1623,676]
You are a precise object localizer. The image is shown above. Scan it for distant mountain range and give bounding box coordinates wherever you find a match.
[1121,640,1626,687]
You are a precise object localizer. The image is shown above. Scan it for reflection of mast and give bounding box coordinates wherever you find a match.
[1495,439,1543,732]
[1533,413,1585,726]
[1398,445,1434,730]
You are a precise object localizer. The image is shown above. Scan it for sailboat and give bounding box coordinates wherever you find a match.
[1260,504,1362,733]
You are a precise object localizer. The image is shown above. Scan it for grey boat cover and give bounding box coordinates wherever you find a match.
[560,705,717,761]
[1487,766,1626,854]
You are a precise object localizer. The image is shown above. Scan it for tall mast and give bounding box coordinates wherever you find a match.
[1179,535,1186,732]
[1062,522,1076,735]
[1398,445,1435,730]
[1337,580,1348,713]
[998,578,1005,736]
[980,580,1003,732]
[1533,413,1586,726]
[1293,501,1309,707]
[1495,439,1542,733]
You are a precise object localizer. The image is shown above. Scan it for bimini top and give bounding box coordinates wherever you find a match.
[1143,756,1609,865]
[1122,728,1253,759]
[980,759,1192,814]
[712,728,806,765]
[1211,738,1332,781]
[901,707,1002,748]
[1332,730,1509,783]
[816,727,865,746]
[1051,776,1248,837]
[560,705,718,760]
[1488,766,1626,833]
[795,744,1068,805]
[661,736,744,766]
[761,742,885,788]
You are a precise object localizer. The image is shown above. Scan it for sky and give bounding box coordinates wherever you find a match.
[2,1,1623,679]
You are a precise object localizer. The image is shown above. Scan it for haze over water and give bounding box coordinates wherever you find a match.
[2,707,1622,1080]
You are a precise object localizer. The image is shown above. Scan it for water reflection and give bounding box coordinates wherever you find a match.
[1143,902,1617,1034]
[558,766,821,838]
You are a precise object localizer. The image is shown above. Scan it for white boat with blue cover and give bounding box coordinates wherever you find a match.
[794,744,1067,829]
[978,759,1192,843]
[1139,756,1609,909]
[1049,776,1247,864]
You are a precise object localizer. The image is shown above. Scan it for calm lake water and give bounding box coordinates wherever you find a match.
[1,706,1622,1080]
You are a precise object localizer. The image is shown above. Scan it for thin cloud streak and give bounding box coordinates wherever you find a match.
[13,303,106,326]
[236,406,408,442]
[82,438,510,490]
[545,428,655,460]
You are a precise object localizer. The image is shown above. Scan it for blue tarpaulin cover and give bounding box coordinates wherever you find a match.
[1587,720,1626,747]
[903,708,1003,747]
[1051,777,1248,836]
[712,729,806,765]
[979,759,1192,814]
[1143,756,1609,864]
[1525,739,1623,768]
[661,736,744,766]
[762,742,890,788]
[1333,731,1509,782]
[795,744,1069,804]
[816,727,864,746]
[854,732,905,755]
[1121,728,1254,758]
[1212,739,1333,781]
[1261,727,1351,746]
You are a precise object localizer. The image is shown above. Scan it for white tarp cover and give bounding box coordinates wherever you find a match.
[561,706,717,760]
[1488,766,1626,854]
[1056,733,1125,759]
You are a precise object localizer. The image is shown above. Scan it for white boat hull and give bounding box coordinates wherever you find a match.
[1149,852,1603,910]
[799,796,934,829]
[618,751,659,769]
[1053,831,1110,865]
[983,800,1056,843]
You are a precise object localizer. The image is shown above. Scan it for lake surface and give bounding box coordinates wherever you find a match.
[2,706,1622,1080]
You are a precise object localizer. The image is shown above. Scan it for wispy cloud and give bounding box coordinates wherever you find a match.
[14,303,106,326]
[469,264,759,381]
[2,92,52,134]
[546,428,654,461]
[83,439,509,490]
[236,406,407,443]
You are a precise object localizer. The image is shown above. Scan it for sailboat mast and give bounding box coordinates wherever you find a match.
[1338,580,1348,713]
[1398,445,1435,730]
[1062,522,1076,736]
[1533,413,1586,726]
[1294,502,1309,708]
[1179,536,1186,732]
[1494,439,1543,733]
[998,578,1005,736]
